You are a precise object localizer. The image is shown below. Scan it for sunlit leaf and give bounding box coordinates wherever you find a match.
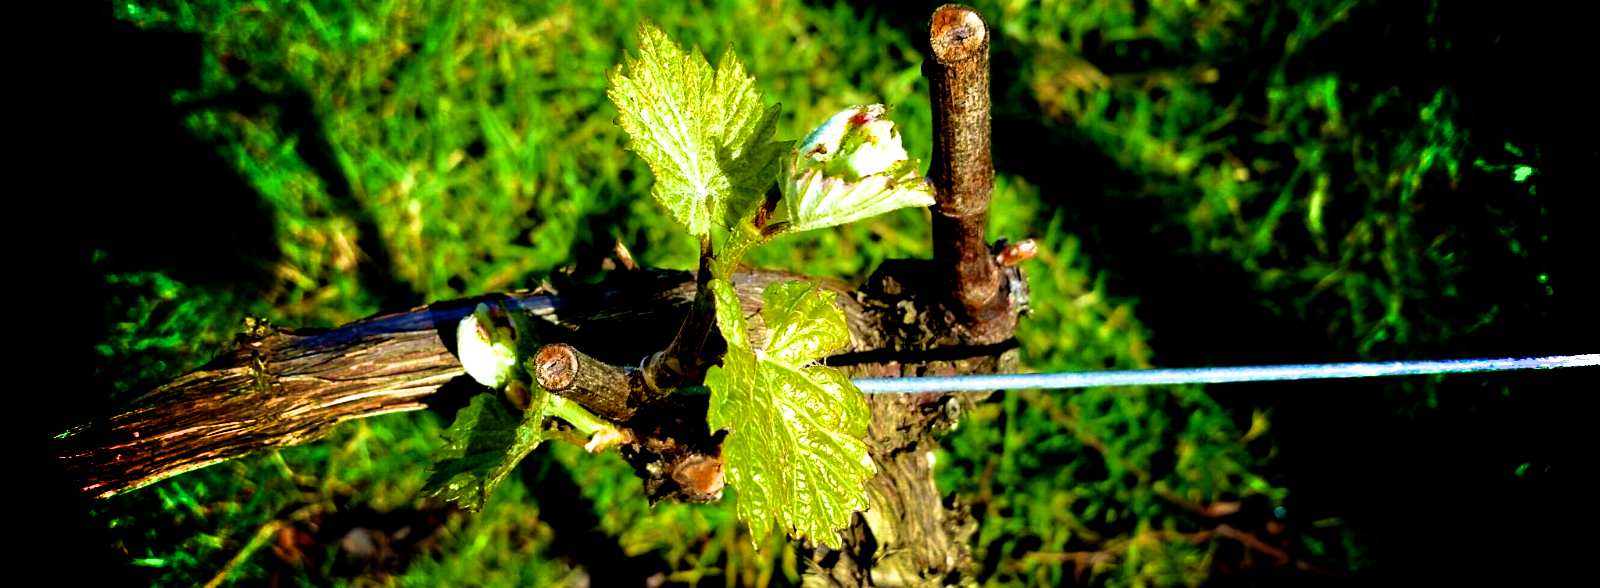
[607,23,788,237]
[704,279,874,549]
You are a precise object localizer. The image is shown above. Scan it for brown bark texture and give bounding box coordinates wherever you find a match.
[926,4,1013,345]
[59,269,845,500]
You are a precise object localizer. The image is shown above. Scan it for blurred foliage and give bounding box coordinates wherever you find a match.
[79,0,1585,586]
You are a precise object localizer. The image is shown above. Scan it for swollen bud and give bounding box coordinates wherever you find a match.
[456,303,520,389]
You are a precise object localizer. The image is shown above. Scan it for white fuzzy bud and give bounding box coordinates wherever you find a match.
[456,303,520,389]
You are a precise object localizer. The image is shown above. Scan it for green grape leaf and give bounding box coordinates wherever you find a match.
[703,279,875,549]
[422,390,548,511]
[779,157,934,233]
[607,23,788,237]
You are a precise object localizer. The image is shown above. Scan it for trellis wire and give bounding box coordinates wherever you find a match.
[852,354,1598,394]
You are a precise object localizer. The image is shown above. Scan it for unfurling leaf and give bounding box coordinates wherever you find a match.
[607,23,789,237]
[773,104,935,234]
[703,279,875,549]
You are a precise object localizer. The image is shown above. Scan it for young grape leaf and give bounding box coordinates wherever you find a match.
[607,23,788,237]
[703,279,875,549]
[422,390,548,511]
[779,159,933,233]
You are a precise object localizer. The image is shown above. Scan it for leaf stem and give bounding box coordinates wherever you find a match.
[542,396,617,442]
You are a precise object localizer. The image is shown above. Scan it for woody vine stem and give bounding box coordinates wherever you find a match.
[56,4,1022,585]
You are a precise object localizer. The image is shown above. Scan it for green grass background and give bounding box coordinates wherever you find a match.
[76,0,1594,585]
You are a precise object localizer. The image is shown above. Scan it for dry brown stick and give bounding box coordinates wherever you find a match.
[1023,524,1334,577]
[926,3,1009,342]
[202,519,286,588]
[1044,394,1250,518]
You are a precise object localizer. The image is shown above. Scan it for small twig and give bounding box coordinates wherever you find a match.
[1020,549,1117,573]
[1214,524,1290,565]
[1046,398,1243,518]
[1021,524,1320,577]
[203,519,284,588]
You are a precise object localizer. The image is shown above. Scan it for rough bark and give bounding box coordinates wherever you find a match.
[54,261,1011,494]
[926,3,1012,344]
[61,265,1023,585]
[59,310,468,500]
[56,269,860,500]
[806,259,1023,587]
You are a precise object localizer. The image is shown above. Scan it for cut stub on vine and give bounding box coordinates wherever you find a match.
[616,393,729,505]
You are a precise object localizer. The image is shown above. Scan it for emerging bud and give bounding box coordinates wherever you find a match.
[773,105,935,234]
[457,303,520,389]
